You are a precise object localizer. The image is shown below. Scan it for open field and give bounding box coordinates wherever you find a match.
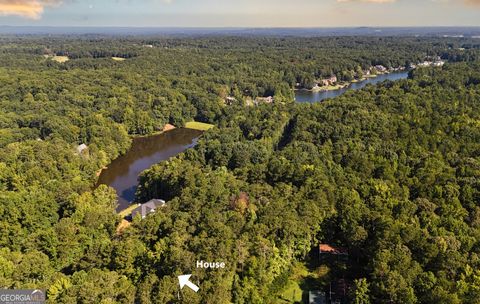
[118,204,139,217]
[185,121,215,131]
[116,205,138,234]
[278,280,303,303]
[277,262,330,303]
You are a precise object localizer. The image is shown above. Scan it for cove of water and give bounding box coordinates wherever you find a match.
[295,71,410,103]
[97,128,202,211]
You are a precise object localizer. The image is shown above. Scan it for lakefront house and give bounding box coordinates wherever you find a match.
[131,199,166,219]
[320,76,338,86]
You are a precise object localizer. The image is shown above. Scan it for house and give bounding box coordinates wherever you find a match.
[320,244,348,255]
[254,96,274,105]
[318,244,348,261]
[131,199,166,219]
[225,96,237,105]
[320,76,337,86]
[76,144,88,155]
[327,76,338,83]
[418,61,432,67]
[375,65,387,73]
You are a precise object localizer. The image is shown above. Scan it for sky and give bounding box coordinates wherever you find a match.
[0,0,479,27]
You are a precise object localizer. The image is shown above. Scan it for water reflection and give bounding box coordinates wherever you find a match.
[97,128,202,211]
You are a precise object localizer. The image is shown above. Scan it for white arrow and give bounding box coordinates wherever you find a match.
[178,274,200,292]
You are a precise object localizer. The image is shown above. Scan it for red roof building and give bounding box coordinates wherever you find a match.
[319,244,348,256]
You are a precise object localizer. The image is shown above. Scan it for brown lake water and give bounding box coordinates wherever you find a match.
[97,128,202,211]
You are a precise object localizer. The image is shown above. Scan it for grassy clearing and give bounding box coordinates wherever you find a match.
[310,83,348,92]
[116,204,139,234]
[112,57,126,61]
[321,84,349,91]
[277,262,329,303]
[278,280,303,303]
[118,204,138,218]
[52,56,69,63]
[185,121,215,131]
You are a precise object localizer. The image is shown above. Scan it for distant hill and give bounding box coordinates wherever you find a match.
[1,26,480,37]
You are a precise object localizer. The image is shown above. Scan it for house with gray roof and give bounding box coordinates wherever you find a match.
[131,199,166,219]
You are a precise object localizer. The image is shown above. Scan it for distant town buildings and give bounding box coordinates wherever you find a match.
[443,35,464,38]
[418,59,445,67]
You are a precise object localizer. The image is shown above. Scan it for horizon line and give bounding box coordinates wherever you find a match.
[2,25,480,29]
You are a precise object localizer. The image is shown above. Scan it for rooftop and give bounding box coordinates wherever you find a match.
[319,244,348,255]
[131,199,166,219]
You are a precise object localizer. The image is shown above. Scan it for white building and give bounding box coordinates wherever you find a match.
[76,144,88,155]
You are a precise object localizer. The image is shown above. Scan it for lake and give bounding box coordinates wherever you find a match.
[97,128,203,211]
[295,71,410,103]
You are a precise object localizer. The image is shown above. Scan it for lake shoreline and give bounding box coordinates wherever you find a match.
[295,71,407,93]
[96,127,204,212]
[295,70,412,103]
[94,121,215,212]
[94,126,177,180]
[95,121,187,178]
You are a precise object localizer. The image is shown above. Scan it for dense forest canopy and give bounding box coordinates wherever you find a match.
[0,35,480,303]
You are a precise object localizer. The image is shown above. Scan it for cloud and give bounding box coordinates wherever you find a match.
[0,0,62,19]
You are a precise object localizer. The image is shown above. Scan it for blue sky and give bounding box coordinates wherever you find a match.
[0,0,479,27]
